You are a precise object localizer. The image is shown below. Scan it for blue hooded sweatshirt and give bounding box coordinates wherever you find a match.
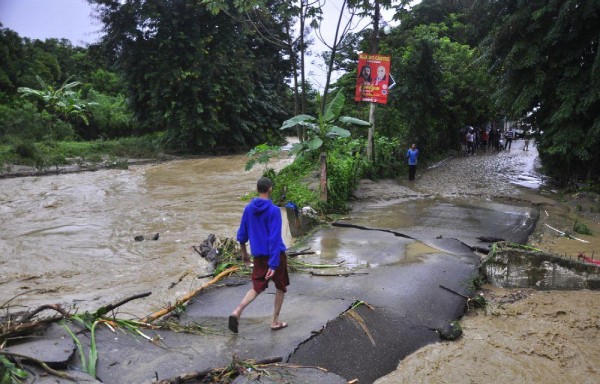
[237,197,286,269]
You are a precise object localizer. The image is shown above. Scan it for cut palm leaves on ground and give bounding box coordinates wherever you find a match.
[153,356,282,384]
[288,259,344,272]
[344,301,376,347]
[159,319,215,335]
[61,320,99,378]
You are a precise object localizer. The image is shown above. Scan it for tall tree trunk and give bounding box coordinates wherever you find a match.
[285,21,301,140]
[367,102,376,161]
[320,152,327,201]
[299,0,307,141]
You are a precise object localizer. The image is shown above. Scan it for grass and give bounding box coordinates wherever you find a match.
[0,134,165,171]
[573,220,592,235]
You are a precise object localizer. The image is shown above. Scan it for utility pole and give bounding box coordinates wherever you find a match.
[366,0,380,162]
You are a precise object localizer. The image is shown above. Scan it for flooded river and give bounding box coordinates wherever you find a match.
[2,142,598,383]
[0,155,292,317]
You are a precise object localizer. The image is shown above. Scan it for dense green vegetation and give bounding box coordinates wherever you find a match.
[1,0,599,198]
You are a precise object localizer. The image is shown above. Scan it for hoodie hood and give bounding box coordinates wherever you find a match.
[250,197,272,215]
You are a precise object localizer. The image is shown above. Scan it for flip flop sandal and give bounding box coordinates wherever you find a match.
[228,315,239,333]
[271,322,288,331]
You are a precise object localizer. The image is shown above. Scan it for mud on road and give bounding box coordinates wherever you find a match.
[362,143,600,383]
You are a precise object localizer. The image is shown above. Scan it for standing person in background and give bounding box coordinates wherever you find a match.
[466,129,475,155]
[481,129,489,152]
[523,130,531,151]
[504,127,515,150]
[229,177,289,333]
[406,143,419,181]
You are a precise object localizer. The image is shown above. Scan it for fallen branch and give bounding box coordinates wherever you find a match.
[21,304,70,322]
[0,351,74,381]
[141,266,239,323]
[310,272,368,277]
[95,292,153,317]
[287,250,316,258]
[439,285,469,299]
[150,356,283,384]
[0,289,47,311]
[544,223,589,243]
[0,315,63,340]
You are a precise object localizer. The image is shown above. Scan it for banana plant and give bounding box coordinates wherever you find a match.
[18,75,96,125]
[280,91,370,201]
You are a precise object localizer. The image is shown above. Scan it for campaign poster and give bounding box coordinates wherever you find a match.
[354,54,391,104]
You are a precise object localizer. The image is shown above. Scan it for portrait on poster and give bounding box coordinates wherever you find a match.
[355,54,391,104]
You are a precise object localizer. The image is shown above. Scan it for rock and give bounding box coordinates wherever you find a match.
[22,365,101,383]
[438,321,463,341]
[3,338,76,368]
[196,234,219,266]
[134,233,159,241]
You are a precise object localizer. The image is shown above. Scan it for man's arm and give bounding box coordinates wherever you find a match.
[239,242,251,265]
[266,207,283,271]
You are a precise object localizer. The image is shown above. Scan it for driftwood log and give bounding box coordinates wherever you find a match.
[141,266,239,323]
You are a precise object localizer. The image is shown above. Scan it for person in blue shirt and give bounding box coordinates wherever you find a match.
[406,143,419,181]
[228,177,289,333]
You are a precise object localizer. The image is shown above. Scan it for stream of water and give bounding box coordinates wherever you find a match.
[0,155,293,317]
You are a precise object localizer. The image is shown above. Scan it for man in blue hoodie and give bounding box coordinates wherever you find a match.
[228,177,289,333]
[406,143,419,181]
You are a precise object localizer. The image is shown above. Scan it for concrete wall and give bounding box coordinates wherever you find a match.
[482,249,600,290]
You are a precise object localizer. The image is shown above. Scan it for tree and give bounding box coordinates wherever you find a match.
[483,0,600,183]
[89,0,290,150]
[18,76,95,126]
[0,27,26,100]
[280,90,370,201]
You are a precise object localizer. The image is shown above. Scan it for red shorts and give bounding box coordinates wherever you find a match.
[252,252,290,293]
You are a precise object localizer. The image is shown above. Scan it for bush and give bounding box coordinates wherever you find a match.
[14,140,39,159]
[87,90,136,139]
[271,153,321,211]
[573,220,592,235]
[327,138,366,211]
[0,102,75,141]
[371,135,404,179]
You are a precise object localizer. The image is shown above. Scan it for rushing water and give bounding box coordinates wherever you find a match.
[0,155,293,317]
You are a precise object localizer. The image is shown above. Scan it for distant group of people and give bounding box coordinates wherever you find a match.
[460,125,533,156]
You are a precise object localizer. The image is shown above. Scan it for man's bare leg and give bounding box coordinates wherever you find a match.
[271,288,287,330]
[232,289,258,318]
[229,289,259,333]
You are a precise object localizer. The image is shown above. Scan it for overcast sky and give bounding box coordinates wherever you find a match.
[0,0,404,87]
[0,0,102,45]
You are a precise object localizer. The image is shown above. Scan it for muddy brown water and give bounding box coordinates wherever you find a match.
[0,155,294,317]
